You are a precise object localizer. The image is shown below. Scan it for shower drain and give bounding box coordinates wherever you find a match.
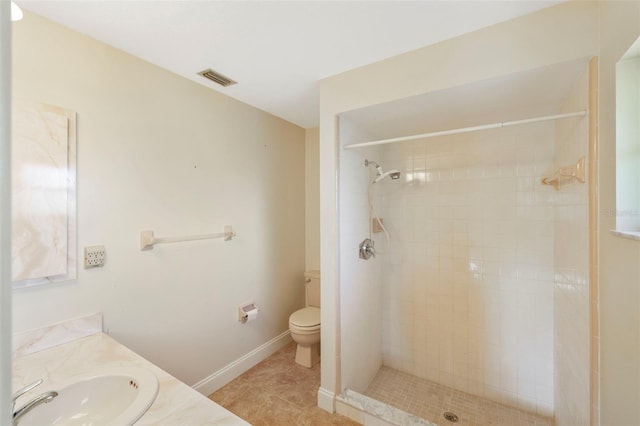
[443,412,459,423]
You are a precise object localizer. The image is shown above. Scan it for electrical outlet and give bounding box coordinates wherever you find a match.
[84,245,106,268]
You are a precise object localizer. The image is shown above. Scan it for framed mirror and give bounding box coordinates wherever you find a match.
[11,102,77,288]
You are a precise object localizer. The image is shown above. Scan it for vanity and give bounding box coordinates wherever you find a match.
[12,315,249,425]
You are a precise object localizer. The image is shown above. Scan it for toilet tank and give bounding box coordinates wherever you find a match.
[305,270,321,308]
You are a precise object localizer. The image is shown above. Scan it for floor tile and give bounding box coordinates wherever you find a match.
[209,342,359,426]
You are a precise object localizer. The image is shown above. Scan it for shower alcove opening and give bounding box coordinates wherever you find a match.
[335,57,598,426]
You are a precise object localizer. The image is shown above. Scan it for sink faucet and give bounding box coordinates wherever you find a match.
[12,379,59,425]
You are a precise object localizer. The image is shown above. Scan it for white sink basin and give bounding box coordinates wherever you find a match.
[17,367,159,426]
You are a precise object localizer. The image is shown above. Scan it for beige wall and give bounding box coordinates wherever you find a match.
[12,11,305,387]
[305,127,320,271]
[598,2,640,425]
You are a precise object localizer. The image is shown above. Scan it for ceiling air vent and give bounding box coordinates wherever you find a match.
[197,68,237,87]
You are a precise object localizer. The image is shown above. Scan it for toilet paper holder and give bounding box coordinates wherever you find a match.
[238,302,259,324]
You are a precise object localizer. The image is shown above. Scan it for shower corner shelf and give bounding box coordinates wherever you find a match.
[541,156,585,190]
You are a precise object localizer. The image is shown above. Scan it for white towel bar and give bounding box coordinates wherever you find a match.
[140,225,236,250]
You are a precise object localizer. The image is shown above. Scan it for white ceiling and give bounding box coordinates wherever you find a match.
[18,1,563,129]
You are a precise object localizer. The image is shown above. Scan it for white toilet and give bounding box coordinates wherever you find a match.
[288,270,321,368]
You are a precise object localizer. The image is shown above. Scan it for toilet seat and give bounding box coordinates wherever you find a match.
[289,307,320,330]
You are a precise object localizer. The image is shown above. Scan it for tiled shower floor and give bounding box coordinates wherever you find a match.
[364,367,553,426]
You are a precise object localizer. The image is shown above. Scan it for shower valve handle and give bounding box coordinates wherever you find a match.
[359,238,375,260]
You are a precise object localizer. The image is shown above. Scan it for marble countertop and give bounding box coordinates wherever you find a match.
[13,332,250,425]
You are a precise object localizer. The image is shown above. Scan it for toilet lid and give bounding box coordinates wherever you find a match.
[289,307,320,328]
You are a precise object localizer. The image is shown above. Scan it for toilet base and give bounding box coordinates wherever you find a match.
[295,342,319,368]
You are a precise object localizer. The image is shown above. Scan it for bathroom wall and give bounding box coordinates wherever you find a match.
[305,128,320,271]
[11,11,306,386]
[598,2,640,425]
[319,0,599,412]
[552,67,591,426]
[338,118,384,393]
[377,123,556,416]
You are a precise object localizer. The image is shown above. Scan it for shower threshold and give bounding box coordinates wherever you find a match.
[342,366,553,426]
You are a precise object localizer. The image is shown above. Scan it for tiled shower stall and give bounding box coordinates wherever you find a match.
[378,122,557,416]
[338,61,592,425]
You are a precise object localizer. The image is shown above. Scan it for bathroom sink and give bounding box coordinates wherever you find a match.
[16,367,159,426]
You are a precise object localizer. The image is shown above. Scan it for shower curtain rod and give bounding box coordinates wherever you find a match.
[343,110,587,150]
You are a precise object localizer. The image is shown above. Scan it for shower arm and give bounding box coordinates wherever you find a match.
[364,159,400,184]
[364,159,382,176]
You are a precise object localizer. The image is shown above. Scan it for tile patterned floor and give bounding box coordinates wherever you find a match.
[209,342,359,426]
[364,366,554,426]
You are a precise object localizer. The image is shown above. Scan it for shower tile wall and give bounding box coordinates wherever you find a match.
[378,123,556,417]
[553,68,590,426]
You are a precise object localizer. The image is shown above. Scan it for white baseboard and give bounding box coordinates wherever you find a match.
[317,386,336,413]
[192,330,292,396]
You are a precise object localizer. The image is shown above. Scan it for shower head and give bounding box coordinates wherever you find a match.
[373,170,401,183]
[365,159,401,183]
